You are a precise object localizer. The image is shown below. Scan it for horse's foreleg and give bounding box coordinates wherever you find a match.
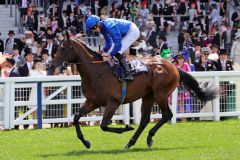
[100,103,134,134]
[74,101,98,149]
[147,103,173,148]
[125,94,154,148]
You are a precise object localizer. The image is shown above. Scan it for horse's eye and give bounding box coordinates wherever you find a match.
[61,43,66,50]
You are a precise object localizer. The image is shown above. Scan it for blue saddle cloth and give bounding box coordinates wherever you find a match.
[108,59,149,80]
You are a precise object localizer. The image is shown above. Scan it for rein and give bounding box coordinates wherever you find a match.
[63,60,107,67]
[62,39,108,67]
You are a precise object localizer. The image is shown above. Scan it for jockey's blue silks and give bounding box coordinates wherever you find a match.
[86,16,140,57]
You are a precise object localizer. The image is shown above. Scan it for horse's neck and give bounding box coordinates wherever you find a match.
[76,59,98,81]
[75,44,104,82]
[77,64,106,94]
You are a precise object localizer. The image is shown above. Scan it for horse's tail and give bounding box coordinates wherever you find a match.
[177,68,219,103]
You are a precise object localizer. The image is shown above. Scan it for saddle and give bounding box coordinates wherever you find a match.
[108,59,149,81]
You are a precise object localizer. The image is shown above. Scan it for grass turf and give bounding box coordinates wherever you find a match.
[0,120,240,160]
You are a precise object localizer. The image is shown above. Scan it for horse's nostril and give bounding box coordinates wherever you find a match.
[63,61,69,67]
[48,65,55,70]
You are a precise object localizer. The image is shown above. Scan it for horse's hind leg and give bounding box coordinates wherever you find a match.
[125,93,154,148]
[147,96,173,148]
[100,101,134,134]
[74,101,98,149]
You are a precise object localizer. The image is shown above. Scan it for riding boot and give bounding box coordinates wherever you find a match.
[115,53,133,81]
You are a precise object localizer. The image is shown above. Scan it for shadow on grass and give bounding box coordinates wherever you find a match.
[40,146,204,158]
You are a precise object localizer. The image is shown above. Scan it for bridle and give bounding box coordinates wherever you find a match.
[61,38,108,67]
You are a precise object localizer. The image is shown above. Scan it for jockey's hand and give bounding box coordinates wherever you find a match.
[98,50,104,55]
[102,54,112,61]
[101,53,109,57]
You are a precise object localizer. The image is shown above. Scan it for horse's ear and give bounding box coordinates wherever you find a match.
[61,30,70,41]
[65,30,70,41]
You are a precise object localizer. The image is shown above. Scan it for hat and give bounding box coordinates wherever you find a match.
[12,44,19,50]
[6,58,15,65]
[211,44,219,49]
[33,58,42,63]
[201,47,211,53]
[194,41,202,47]
[160,48,171,59]
[8,30,15,35]
[40,27,46,32]
[24,48,32,57]
[42,37,47,42]
[173,49,190,62]
[158,35,166,41]
[42,52,50,56]
[219,49,228,55]
[24,30,33,35]
[137,48,144,53]
[141,1,147,7]
[42,48,49,55]
[132,1,138,5]
[46,34,54,40]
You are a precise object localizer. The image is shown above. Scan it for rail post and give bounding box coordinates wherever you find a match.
[132,99,142,124]
[171,88,178,124]
[3,82,11,129]
[37,82,43,129]
[9,82,15,129]
[123,104,130,125]
[213,76,220,121]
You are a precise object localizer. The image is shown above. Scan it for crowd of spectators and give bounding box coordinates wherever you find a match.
[0,0,239,78]
[0,0,239,126]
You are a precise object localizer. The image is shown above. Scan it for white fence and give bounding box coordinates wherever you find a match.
[0,71,240,130]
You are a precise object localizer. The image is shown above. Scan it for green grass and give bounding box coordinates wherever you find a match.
[0,120,240,160]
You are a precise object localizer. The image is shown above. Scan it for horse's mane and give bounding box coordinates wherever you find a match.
[74,38,103,61]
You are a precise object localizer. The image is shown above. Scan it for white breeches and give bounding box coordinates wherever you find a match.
[107,23,140,55]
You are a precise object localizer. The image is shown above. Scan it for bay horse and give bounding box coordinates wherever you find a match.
[49,37,218,149]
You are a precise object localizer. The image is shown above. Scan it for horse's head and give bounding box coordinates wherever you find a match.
[48,31,103,75]
[48,33,77,75]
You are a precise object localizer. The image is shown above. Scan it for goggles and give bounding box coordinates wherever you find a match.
[91,25,98,30]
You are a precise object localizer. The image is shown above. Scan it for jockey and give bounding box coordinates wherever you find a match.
[85,15,140,81]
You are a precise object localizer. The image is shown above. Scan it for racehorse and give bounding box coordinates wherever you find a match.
[49,37,219,149]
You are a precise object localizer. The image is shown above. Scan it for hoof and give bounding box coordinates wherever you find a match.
[125,124,134,131]
[83,140,91,149]
[124,144,131,149]
[147,137,153,148]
